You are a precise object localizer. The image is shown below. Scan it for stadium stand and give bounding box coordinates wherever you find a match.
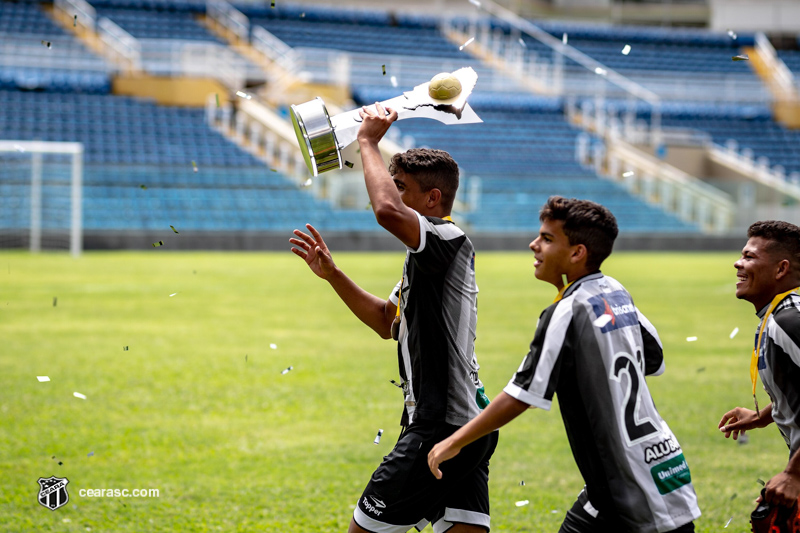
[95,7,225,42]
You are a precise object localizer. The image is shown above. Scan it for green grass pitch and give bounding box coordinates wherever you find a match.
[0,249,788,532]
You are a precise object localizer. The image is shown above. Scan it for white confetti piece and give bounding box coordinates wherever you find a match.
[593,314,612,328]
[686,336,698,342]
[594,67,607,76]
[191,160,198,173]
[73,392,87,400]
[303,178,313,187]
[87,451,94,457]
[459,37,474,50]
[724,517,733,528]
[37,376,50,382]
[730,327,739,339]
[281,366,293,375]
[468,0,481,6]
[732,54,749,61]
[13,144,25,152]
[169,293,178,297]
[235,90,252,99]
[621,44,631,55]
[270,343,277,349]
[390,75,398,88]
[373,429,383,444]
[515,500,529,507]
[562,33,568,45]
[623,171,635,178]
[518,38,526,48]
[727,29,737,40]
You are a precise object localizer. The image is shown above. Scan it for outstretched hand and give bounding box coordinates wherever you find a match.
[356,102,398,146]
[718,406,772,440]
[290,224,337,280]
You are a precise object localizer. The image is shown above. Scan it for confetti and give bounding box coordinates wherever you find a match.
[724,517,733,528]
[123,346,128,351]
[594,67,607,76]
[390,75,398,88]
[730,493,737,501]
[518,38,526,48]
[732,55,749,61]
[738,434,749,445]
[621,44,631,55]
[729,327,739,339]
[459,37,474,50]
[73,14,77,27]
[13,144,25,152]
[757,478,765,486]
[169,293,178,297]
[37,376,50,382]
[139,184,147,190]
[299,12,305,18]
[515,500,529,507]
[373,429,383,444]
[271,0,275,7]
[593,314,612,328]
[170,225,179,234]
[53,297,57,307]
[215,93,220,107]
[87,451,94,457]
[382,64,386,76]
[562,33,568,45]
[303,178,313,187]
[270,343,277,349]
[697,367,706,372]
[390,380,403,388]
[73,391,87,400]
[281,366,293,375]
[345,161,354,168]
[152,241,163,247]
[468,0,481,5]
[235,90,252,100]
[519,480,525,486]
[686,336,697,342]
[623,171,635,178]
[270,169,277,172]
[62,518,70,523]
[42,40,51,49]
[727,29,737,40]
[191,160,198,173]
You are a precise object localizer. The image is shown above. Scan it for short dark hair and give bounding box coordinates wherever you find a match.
[539,196,619,271]
[747,220,800,277]
[389,148,459,212]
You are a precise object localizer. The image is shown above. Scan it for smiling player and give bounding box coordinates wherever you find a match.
[719,221,800,513]
[428,196,701,533]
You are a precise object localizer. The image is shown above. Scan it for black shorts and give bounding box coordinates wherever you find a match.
[353,421,499,533]
[558,488,695,533]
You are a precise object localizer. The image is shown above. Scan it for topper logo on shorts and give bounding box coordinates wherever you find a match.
[363,495,386,516]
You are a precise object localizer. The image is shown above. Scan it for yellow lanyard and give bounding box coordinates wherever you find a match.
[553,281,574,303]
[395,215,454,319]
[750,287,800,414]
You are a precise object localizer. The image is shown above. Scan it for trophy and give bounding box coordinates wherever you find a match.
[290,67,482,176]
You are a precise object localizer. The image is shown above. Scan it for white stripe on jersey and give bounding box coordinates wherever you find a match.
[409,212,464,254]
[768,317,800,367]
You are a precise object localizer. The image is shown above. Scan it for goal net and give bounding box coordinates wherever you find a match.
[0,141,83,257]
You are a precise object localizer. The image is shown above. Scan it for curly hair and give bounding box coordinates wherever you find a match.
[389,148,459,212]
[539,196,619,271]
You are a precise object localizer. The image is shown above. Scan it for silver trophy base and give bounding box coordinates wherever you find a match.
[290,97,342,177]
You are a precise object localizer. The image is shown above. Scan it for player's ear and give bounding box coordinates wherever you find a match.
[570,244,588,265]
[427,188,442,207]
[776,258,791,281]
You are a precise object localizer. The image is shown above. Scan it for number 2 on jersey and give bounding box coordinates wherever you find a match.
[610,352,660,446]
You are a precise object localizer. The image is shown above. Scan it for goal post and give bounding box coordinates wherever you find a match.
[0,141,83,257]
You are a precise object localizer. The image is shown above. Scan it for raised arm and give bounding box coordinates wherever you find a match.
[357,103,421,249]
[290,224,395,339]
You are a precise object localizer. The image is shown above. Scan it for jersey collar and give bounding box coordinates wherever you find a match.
[557,271,603,301]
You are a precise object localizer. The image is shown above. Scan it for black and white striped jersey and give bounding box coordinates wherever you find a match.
[388,212,486,427]
[756,291,800,456]
[504,272,701,533]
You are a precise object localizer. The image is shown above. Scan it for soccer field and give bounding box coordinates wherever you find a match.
[0,249,788,532]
